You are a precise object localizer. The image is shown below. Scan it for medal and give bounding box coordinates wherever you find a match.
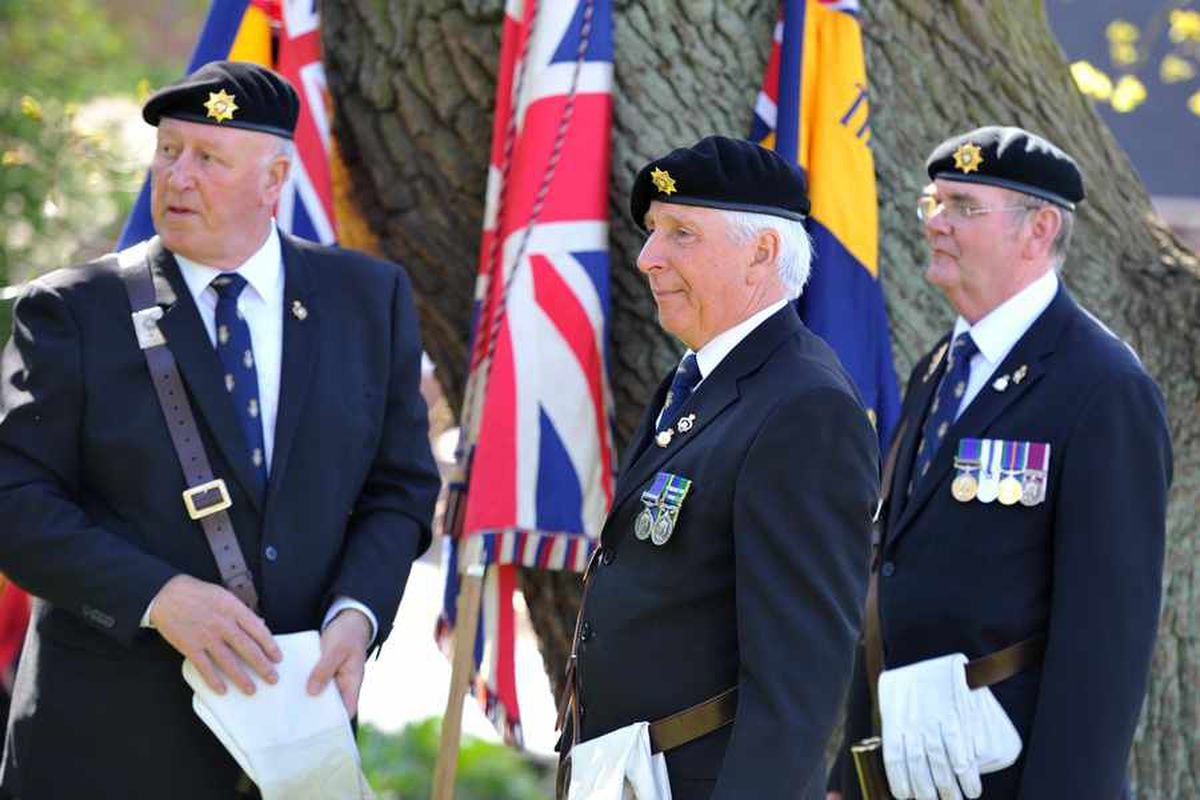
[951,438,982,502]
[634,508,653,540]
[1020,442,1051,506]
[651,513,674,545]
[975,439,1000,503]
[637,473,669,540]
[997,440,1027,506]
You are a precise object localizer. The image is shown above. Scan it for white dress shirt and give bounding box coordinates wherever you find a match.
[694,299,789,382]
[951,269,1059,420]
[656,299,788,429]
[145,226,377,641]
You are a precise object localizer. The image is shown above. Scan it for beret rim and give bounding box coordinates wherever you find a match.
[145,109,296,140]
[633,195,808,230]
[932,173,1077,211]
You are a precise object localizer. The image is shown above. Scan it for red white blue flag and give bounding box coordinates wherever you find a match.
[119,0,337,248]
[438,0,615,745]
[750,0,900,445]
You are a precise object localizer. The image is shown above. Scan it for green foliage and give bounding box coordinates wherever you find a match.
[359,719,554,800]
[0,0,193,298]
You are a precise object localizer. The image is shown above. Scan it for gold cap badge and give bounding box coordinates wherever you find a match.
[953,142,983,174]
[650,167,677,195]
[204,89,239,123]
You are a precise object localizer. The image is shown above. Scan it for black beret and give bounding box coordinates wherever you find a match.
[926,126,1084,210]
[630,135,810,230]
[143,60,299,140]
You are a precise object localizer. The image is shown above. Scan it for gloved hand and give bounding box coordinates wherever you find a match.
[878,653,981,800]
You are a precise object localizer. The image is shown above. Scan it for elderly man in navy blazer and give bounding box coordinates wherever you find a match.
[0,61,439,797]
[559,136,880,800]
[829,127,1173,800]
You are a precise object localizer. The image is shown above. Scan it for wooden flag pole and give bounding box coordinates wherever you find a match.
[432,560,486,800]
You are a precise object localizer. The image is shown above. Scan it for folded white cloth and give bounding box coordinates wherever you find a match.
[568,721,672,800]
[183,630,374,800]
[879,653,1021,800]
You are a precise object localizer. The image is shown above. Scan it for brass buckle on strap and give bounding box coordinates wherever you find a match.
[182,479,232,520]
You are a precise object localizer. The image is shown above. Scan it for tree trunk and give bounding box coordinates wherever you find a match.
[323,2,1199,795]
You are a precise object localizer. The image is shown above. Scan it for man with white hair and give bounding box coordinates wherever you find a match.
[0,61,439,797]
[557,135,880,799]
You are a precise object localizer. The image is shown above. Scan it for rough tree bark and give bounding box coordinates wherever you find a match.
[323,2,1199,795]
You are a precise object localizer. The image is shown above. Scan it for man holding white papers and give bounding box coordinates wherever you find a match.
[0,62,438,798]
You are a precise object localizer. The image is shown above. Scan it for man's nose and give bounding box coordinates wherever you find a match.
[636,232,663,274]
[163,153,196,191]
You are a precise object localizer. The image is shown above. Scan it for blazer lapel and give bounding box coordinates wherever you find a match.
[608,307,802,519]
[264,234,319,509]
[885,335,950,532]
[889,287,1077,546]
[148,238,264,512]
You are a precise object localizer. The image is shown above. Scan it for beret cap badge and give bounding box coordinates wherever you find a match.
[204,89,239,123]
[650,167,677,195]
[953,142,983,174]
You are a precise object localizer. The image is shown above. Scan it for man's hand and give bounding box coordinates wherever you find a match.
[307,608,372,716]
[150,574,281,696]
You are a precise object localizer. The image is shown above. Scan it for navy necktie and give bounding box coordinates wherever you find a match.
[211,273,268,495]
[657,353,702,434]
[911,332,978,493]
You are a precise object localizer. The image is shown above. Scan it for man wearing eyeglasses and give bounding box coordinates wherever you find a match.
[828,126,1172,800]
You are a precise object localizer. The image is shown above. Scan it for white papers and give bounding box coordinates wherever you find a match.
[183,630,374,800]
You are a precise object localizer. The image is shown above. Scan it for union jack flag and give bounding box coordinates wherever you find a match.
[118,0,337,248]
[438,0,615,745]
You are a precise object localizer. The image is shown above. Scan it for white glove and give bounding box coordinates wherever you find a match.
[879,654,981,800]
[568,721,672,800]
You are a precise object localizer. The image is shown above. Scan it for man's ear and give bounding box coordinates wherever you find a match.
[749,228,781,284]
[1023,205,1062,261]
[262,153,292,207]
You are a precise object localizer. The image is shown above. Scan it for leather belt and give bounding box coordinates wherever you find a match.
[965,634,1045,690]
[118,246,260,612]
[648,686,737,754]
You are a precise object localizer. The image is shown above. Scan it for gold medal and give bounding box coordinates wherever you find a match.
[951,472,978,502]
[998,476,1023,506]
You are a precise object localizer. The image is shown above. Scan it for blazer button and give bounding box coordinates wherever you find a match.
[580,621,593,642]
[264,545,278,562]
[880,561,895,578]
[601,548,614,566]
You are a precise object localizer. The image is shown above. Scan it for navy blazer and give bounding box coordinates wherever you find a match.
[0,234,439,798]
[834,287,1172,799]
[574,306,880,800]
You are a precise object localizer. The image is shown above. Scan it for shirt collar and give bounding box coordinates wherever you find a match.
[692,298,789,379]
[174,224,284,305]
[952,269,1059,366]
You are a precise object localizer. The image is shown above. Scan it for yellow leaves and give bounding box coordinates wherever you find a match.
[1189,91,1200,117]
[1107,20,1139,44]
[1107,20,1140,66]
[136,78,152,104]
[1111,75,1147,113]
[20,95,43,122]
[1161,54,1196,83]
[1169,10,1200,44]
[1071,60,1114,100]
